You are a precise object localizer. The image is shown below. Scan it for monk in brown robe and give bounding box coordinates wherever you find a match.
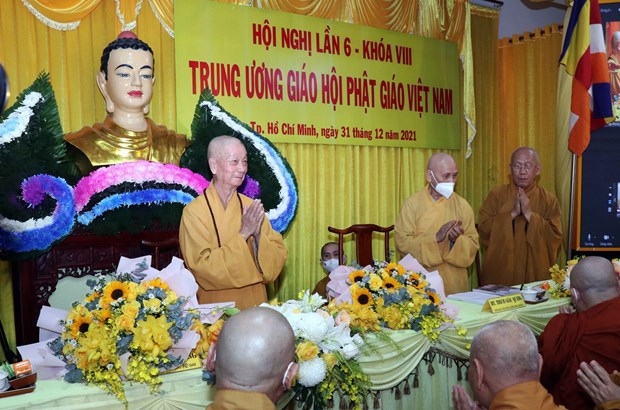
[452,320,566,410]
[179,136,287,309]
[65,32,186,175]
[478,147,562,286]
[539,256,620,410]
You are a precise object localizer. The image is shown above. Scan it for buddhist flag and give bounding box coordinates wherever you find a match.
[559,0,613,156]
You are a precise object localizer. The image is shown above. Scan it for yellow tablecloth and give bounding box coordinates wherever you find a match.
[0,295,570,410]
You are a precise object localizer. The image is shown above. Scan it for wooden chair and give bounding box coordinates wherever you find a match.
[328,224,394,267]
[141,236,181,270]
[474,224,482,276]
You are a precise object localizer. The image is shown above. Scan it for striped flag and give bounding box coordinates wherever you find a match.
[559,0,613,156]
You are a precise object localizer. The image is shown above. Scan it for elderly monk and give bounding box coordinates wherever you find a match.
[65,31,186,175]
[453,320,566,410]
[207,307,297,410]
[179,135,287,309]
[395,153,479,295]
[478,147,562,286]
[539,256,620,410]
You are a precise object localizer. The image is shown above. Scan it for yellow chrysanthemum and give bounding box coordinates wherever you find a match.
[348,270,366,283]
[382,276,402,292]
[352,287,373,306]
[379,305,407,329]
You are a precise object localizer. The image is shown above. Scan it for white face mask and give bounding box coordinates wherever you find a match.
[430,171,455,199]
[322,258,340,272]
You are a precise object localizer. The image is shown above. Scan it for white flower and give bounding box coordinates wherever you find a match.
[297,312,330,344]
[298,357,327,387]
[0,91,42,146]
[341,334,363,360]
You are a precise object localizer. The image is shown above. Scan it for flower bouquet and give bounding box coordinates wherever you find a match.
[546,258,579,298]
[48,257,201,404]
[329,260,453,342]
[262,291,372,410]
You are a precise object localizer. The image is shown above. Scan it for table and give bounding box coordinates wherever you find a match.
[0,295,570,409]
[333,295,570,409]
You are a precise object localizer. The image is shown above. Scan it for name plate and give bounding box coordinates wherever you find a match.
[165,352,203,374]
[482,294,525,313]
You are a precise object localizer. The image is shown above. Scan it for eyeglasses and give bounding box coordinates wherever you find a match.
[510,163,535,171]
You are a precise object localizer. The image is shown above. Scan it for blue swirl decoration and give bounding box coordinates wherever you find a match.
[0,174,75,253]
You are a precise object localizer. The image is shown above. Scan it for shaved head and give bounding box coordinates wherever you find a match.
[425,153,458,200]
[427,153,456,171]
[207,135,244,160]
[469,320,541,407]
[570,256,620,310]
[471,320,539,378]
[215,307,295,400]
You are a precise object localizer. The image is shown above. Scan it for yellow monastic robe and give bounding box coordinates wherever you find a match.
[478,183,562,286]
[394,187,479,295]
[207,389,276,410]
[489,381,567,410]
[179,184,287,309]
[65,115,187,175]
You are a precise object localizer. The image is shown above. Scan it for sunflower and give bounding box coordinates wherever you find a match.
[382,276,402,292]
[142,277,170,291]
[351,287,373,306]
[426,290,441,305]
[101,281,131,307]
[348,270,366,284]
[386,262,406,276]
[69,314,93,337]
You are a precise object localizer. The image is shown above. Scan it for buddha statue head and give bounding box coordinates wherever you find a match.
[97,31,155,132]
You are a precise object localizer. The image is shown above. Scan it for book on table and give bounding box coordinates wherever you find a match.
[473,284,520,296]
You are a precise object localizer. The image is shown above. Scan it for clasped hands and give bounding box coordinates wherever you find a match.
[511,187,532,221]
[240,199,264,240]
[437,219,464,243]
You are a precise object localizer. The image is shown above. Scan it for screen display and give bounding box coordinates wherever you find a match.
[571,1,620,254]
[575,126,620,251]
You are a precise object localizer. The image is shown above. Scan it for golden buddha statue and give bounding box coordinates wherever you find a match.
[64,32,187,175]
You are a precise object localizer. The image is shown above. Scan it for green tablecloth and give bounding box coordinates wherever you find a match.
[0,295,570,409]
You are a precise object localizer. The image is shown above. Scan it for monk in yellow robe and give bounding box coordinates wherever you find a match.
[65,32,186,175]
[395,153,478,295]
[478,147,562,286]
[179,136,287,309]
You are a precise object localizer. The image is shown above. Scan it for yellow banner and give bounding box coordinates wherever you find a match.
[174,1,460,148]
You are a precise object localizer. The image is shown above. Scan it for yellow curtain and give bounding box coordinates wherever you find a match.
[1,0,567,353]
